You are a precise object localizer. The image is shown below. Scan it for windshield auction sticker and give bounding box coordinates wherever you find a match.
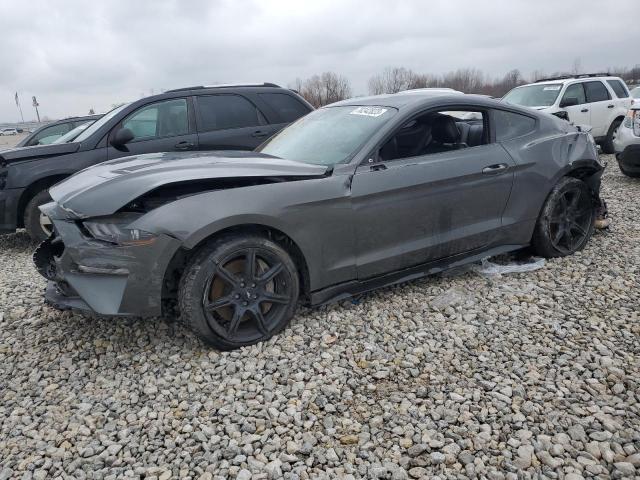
[350,106,388,117]
[543,86,561,91]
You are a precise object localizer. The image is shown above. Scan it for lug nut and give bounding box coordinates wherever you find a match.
[251,283,256,288]
[242,301,248,306]
[234,294,240,299]
[240,282,245,288]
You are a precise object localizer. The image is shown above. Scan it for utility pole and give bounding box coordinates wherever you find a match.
[32,96,41,123]
[14,92,24,123]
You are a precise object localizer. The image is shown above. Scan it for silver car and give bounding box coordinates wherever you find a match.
[613,105,640,177]
[34,92,605,350]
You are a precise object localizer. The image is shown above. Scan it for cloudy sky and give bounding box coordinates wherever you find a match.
[0,0,637,122]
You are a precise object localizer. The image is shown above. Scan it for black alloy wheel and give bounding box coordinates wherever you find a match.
[531,177,595,258]
[546,183,593,254]
[179,235,299,350]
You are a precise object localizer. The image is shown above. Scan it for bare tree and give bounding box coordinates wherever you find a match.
[368,67,419,94]
[292,72,352,107]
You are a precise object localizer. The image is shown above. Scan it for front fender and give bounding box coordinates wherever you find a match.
[131,175,357,291]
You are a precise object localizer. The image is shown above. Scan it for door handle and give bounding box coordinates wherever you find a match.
[581,108,589,113]
[482,163,508,174]
[370,163,387,172]
[251,130,269,138]
[175,141,195,150]
[607,104,614,109]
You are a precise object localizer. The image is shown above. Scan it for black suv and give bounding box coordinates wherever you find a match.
[0,84,313,241]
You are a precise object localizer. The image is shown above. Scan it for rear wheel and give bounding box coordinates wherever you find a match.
[24,189,53,242]
[602,118,622,154]
[531,177,595,258]
[178,234,300,350]
[618,163,640,178]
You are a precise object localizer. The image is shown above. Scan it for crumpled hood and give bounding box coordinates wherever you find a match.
[0,142,80,163]
[49,150,329,218]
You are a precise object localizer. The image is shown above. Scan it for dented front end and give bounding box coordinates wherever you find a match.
[35,201,182,317]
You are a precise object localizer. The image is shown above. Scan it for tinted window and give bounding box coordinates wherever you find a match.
[562,83,586,105]
[28,123,72,145]
[122,99,188,140]
[584,81,611,103]
[197,95,263,131]
[493,110,536,141]
[379,110,487,161]
[606,80,629,98]
[258,93,310,122]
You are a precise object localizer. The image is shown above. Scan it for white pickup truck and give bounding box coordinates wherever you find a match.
[502,74,632,153]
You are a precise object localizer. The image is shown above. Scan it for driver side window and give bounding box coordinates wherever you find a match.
[562,84,586,106]
[122,98,189,141]
[378,110,488,162]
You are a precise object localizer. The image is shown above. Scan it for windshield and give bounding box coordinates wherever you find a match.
[52,121,96,144]
[502,83,563,107]
[74,104,128,143]
[257,105,397,165]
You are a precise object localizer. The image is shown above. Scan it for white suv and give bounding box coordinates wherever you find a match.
[0,128,18,136]
[502,74,632,153]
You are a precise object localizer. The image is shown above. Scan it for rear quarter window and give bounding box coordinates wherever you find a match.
[196,94,264,131]
[492,110,536,141]
[258,93,311,123]
[606,80,629,98]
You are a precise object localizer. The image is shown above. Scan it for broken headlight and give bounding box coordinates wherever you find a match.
[83,217,157,246]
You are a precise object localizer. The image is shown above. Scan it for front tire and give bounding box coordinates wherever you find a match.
[178,234,300,350]
[602,118,622,154]
[24,189,54,242]
[531,177,595,258]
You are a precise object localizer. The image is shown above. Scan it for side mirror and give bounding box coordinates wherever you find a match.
[560,97,579,108]
[552,111,570,122]
[110,128,134,150]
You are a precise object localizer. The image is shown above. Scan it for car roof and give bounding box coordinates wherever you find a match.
[136,83,296,101]
[328,91,516,112]
[531,75,624,86]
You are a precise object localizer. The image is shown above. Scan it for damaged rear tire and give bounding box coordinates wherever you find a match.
[178,234,299,350]
[531,177,595,258]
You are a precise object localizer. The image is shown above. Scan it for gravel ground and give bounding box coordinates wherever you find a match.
[1,155,638,480]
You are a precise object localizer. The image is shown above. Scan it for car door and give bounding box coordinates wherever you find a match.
[194,94,278,151]
[106,97,198,160]
[351,109,516,280]
[583,81,613,137]
[560,83,591,126]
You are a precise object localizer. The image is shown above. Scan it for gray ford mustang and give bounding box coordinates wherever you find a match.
[34,91,605,350]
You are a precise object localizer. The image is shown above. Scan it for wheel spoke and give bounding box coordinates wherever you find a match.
[258,262,283,283]
[567,189,581,211]
[559,194,569,212]
[261,292,290,305]
[569,221,587,237]
[250,307,269,336]
[205,296,233,311]
[215,264,239,287]
[551,226,565,245]
[227,307,244,339]
[566,231,576,251]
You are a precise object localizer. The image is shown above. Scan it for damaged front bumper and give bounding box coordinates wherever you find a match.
[34,207,182,317]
